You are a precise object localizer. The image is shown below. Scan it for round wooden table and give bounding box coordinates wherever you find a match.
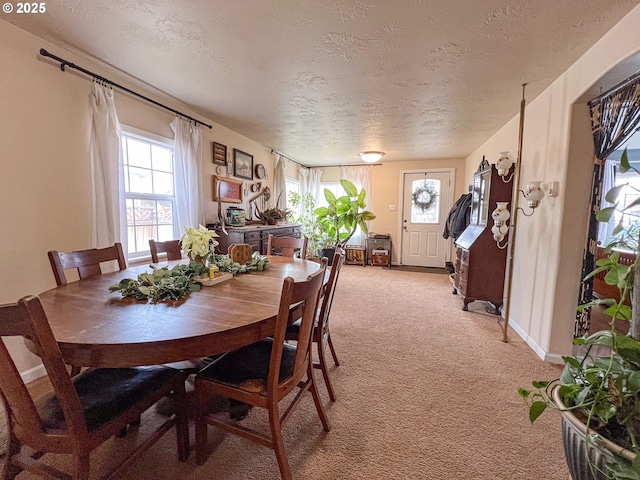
[36,256,322,368]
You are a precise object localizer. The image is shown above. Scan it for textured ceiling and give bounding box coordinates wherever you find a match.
[4,0,639,165]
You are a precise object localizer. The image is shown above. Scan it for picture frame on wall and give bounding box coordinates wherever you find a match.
[213,175,243,203]
[212,142,227,165]
[233,149,253,180]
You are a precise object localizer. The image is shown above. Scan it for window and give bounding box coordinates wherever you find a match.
[121,127,177,259]
[285,177,300,216]
[317,182,342,208]
[410,178,441,224]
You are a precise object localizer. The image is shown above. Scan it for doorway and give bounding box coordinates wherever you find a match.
[400,169,453,267]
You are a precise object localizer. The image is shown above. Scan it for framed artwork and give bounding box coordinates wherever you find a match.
[213,175,243,203]
[233,149,253,180]
[212,142,227,165]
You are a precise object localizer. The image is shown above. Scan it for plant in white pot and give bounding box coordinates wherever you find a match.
[519,149,640,479]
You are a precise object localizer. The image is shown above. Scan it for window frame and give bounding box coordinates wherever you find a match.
[121,125,178,261]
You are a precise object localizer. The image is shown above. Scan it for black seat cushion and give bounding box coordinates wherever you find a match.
[285,316,319,336]
[36,366,183,432]
[197,338,296,395]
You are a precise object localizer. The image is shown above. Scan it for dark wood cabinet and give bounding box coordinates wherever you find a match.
[212,223,302,255]
[453,163,514,312]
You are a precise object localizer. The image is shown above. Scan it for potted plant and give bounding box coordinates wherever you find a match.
[519,149,640,480]
[289,191,325,259]
[313,179,376,261]
[258,206,292,225]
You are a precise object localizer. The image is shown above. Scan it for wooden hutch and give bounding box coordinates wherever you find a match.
[209,223,302,255]
[453,161,514,312]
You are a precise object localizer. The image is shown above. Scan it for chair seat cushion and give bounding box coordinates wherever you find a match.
[197,338,296,395]
[36,366,183,432]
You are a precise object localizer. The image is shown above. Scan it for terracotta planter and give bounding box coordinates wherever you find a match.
[267,218,278,225]
[552,386,635,480]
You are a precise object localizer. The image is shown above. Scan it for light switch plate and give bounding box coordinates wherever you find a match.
[546,181,559,197]
[389,204,396,211]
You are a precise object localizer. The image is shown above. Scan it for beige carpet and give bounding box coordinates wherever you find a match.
[2,265,568,479]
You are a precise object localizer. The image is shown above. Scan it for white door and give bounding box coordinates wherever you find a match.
[401,171,452,267]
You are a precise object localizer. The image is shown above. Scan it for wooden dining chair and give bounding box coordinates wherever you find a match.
[266,234,308,259]
[47,242,127,286]
[286,251,344,401]
[228,243,254,264]
[0,295,190,480]
[149,239,182,263]
[47,243,127,376]
[194,259,329,480]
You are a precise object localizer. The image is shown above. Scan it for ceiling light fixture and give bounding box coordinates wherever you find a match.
[358,151,385,163]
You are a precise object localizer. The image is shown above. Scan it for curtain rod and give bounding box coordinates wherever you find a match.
[590,69,640,106]
[270,149,308,168]
[39,48,213,129]
[308,163,382,168]
[269,150,382,169]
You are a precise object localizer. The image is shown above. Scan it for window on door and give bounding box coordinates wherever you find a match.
[410,178,441,224]
[121,127,177,260]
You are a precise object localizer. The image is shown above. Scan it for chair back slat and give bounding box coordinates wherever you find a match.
[149,239,182,263]
[266,235,308,259]
[0,297,87,437]
[269,259,326,391]
[48,243,126,285]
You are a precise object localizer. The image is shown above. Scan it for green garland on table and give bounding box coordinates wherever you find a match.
[108,253,270,302]
[411,183,439,212]
[211,252,270,274]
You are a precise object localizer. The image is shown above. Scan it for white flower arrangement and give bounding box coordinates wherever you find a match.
[180,225,219,263]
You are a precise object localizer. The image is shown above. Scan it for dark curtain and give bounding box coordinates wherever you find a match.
[575,76,640,337]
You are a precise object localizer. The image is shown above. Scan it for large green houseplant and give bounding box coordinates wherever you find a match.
[289,191,325,259]
[519,149,640,479]
[313,179,376,256]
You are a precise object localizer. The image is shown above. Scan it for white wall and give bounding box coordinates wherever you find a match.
[0,21,275,375]
[465,5,640,361]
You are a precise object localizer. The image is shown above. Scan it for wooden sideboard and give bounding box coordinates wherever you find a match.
[211,223,302,255]
[453,163,514,312]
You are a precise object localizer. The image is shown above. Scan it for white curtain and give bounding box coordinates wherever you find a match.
[273,153,287,209]
[172,117,203,234]
[340,165,373,246]
[299,167,323,206]
[89,82,125,252]
[598,158,616,245]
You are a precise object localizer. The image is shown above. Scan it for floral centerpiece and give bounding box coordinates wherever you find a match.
[180,224,219,265]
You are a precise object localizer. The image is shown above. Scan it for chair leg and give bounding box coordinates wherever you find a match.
[71,450,90,480]
[267,403,292,480]
[172,380,190,462]
[317,338,337,402]
[326,330,340,366]
[2,430,22,480]
[308,365,331,432]
[195,385,209,466]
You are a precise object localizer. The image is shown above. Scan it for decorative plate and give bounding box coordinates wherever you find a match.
[255,164,266,179]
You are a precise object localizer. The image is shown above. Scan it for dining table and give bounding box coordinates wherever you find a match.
[35,256,323,368]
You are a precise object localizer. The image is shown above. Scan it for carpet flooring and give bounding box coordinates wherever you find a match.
[2,265,568,479]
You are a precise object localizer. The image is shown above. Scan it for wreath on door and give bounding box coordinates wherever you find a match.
[412,183,439,212]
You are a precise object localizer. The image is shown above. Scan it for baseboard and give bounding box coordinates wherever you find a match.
[21,363,46,384]
[508,319,565,365]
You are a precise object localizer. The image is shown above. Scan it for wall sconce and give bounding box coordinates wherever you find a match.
[496,151,514,179]
[359,151,385,163]
[523,181,544,209]
[491,202,511,245]
[490,181,545,248]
